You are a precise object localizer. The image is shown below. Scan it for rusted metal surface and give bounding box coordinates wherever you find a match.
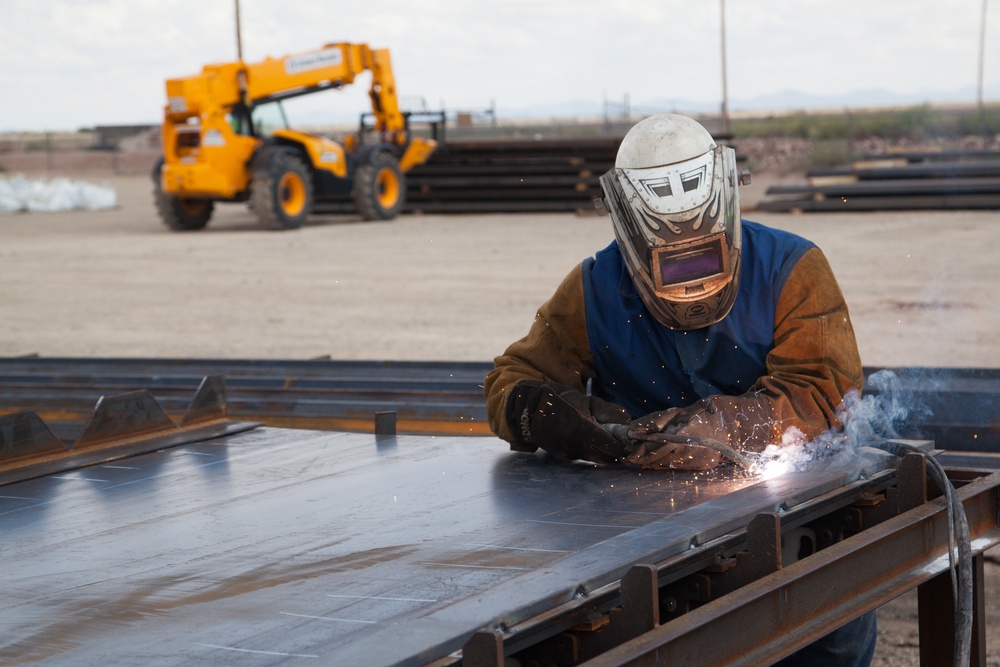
[577,471,1000,667]
[328,471,856,667]
[3,358,1000,454]
[2,374,997,666]
[0,357,493,442]
[0,375,259,486]
[0,422,870,666]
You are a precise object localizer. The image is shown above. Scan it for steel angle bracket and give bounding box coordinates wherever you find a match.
[0,375,260,486]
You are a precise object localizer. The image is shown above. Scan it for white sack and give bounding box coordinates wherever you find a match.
[0,174,117,214]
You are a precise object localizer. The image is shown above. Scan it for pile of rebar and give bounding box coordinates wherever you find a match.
[758,149,1000,212]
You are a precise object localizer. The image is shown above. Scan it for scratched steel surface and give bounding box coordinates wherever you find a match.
[1,427,806,666]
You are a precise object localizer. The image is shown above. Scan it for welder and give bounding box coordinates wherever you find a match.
[484,114,876,666]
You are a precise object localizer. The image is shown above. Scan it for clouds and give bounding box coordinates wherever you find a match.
[0,0,996,132]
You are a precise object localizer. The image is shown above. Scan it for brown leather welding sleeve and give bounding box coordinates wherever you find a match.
[750,246,864,440]
[484,264,593,442]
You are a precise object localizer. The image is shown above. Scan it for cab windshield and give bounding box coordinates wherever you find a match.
[249,101,290,137]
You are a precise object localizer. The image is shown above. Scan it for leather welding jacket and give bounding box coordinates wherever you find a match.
[484,220,863,450]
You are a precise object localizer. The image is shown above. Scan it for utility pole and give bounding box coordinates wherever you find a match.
[976,0,988,144]
[235,0,244,60]
[720,0,730,136]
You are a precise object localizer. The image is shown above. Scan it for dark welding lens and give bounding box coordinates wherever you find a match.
[657,239,724,285]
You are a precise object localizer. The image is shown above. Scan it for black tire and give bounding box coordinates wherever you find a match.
[250,148,314,230]
[152,159,214,231]
[352,152,405,221]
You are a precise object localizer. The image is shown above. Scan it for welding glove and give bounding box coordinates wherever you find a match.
[504,380,632,464]
[626,395,775,470]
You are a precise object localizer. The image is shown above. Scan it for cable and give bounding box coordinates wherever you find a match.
[866,439,973,667]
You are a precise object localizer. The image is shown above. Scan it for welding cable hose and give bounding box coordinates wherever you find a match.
[866,439,973,667]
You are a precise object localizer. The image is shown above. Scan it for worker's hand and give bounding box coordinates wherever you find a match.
[625,404,723,470]
[504,380,631,464]
[624,436,721,470]
[625,395,777,470]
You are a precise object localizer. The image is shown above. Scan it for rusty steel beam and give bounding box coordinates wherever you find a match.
[4,359,1000,453]
[0,376,260,486]
[756,193,1000,212]
[578,471,1000,667]
[759,150,1000,212]
[808,161,1000,180]
[767,177,1000,197]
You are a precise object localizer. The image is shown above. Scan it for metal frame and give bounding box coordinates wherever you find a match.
[457,461,1000,667]
[3,375,1000,665]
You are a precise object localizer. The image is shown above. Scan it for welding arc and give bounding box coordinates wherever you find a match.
[868,439,973,667]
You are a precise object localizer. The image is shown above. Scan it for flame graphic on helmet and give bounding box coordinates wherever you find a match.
[636,190,720,237]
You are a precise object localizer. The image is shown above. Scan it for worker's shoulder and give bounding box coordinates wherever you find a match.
[742,218,817,252]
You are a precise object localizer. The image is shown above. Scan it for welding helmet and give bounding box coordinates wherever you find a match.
[599,114,744,330]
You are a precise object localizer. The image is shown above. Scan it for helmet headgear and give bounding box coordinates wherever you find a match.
[599,114,743,330]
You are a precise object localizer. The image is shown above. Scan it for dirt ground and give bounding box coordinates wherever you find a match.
[1,165,998,664]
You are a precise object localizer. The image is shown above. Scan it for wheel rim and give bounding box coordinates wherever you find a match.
[278,172,307,217]
[375,167,400,209]
[180,199,205,215]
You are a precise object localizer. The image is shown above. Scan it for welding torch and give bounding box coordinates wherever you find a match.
[602,422,759,471]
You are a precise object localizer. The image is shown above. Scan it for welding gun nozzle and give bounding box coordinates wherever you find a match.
[602,422,633,446]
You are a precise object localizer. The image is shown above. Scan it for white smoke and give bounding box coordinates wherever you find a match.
[757,369,921,480]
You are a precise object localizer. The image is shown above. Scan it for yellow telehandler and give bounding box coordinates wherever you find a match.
[154,42,437,231]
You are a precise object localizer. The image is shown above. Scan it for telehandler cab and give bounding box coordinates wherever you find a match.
[154,42,437,231]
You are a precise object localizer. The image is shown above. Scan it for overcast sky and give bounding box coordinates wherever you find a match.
[1,0,997,132]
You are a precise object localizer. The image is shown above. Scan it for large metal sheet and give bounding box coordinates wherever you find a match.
[0,427,843,666]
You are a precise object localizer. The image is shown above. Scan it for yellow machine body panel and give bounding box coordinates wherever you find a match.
[272,129,348,178]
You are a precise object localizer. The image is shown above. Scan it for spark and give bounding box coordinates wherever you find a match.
[760,459,790,480]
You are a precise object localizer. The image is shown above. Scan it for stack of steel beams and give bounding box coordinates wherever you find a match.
[757,149,1000,212]
[312,137,620,216]
[402,137,618,214]
[313,133,740,216]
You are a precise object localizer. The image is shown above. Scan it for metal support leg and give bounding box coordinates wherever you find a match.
[609,564,659,641]
[917,553,987,667]
[463,629,505,667]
